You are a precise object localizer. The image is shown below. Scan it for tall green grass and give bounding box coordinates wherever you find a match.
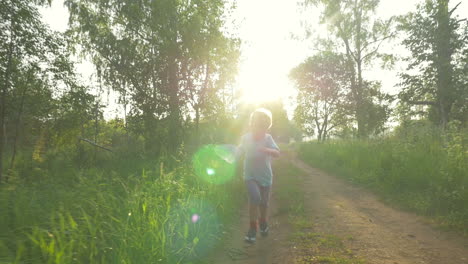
[298,124,468,233]
[0,147,244,263]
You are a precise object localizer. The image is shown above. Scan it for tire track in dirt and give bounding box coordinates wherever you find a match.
[292,157,468,264]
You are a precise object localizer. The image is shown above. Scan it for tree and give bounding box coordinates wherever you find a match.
[65,0,239,153]
[398,0,468,127]
[305,0,395,138]
[290,52,351,141]
[0,0,91,182]
[180,7,240,147]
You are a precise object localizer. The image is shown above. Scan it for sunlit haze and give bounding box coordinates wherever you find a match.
[40,0,468,116]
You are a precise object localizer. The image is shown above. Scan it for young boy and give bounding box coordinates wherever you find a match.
[237,108,280,243]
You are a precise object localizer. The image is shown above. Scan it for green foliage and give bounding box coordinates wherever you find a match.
[290,51,352,141]
[65,0,240,152]
[298,123,468,233]
[303,0,395,138]
[0,144,244,263]
[397,0,468,126]
[0,0,97,181]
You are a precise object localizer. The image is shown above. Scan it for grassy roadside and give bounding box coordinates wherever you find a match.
[0,148,244,264]
[274,154,365,264]
[297,137,468,234]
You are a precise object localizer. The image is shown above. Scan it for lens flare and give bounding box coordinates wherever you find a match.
[165,199,219,262]
[192,144,237,184]
[191,214,200,223]
[206,168,215,176]
[214,144,237,164]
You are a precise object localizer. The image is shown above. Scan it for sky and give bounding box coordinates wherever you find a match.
[39,0,468,118]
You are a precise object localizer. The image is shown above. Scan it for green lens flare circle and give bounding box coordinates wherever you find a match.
[192,144,236,184]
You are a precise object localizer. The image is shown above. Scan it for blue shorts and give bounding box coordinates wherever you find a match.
[246,180,271,207]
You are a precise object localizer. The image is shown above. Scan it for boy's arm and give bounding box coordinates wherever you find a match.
[260,147,280,158]
[259,135,280,158]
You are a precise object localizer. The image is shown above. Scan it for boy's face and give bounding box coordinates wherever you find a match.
[250,115,269,137]
[251,124,267,135]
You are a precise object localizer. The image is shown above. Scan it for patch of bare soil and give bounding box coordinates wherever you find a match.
[205,163,292,263]
[204,153,468,264]
[292,157,468,264]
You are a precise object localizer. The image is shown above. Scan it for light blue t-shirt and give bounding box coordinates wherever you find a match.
[238,133,280,186]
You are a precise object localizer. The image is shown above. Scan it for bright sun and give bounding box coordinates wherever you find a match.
[237,59,288,104]
[232,0,311,105]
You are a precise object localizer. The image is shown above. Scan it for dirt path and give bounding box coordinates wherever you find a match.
[206,171,292,263]
[292,157,468,264]
[207,153,468,264]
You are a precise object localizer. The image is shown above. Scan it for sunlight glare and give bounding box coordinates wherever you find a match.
[233,0,311,105]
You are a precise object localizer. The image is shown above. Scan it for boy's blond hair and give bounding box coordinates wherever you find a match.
[250,108,272,131]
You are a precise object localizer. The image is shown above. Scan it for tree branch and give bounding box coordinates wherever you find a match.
[449,2,462,16]
[407,100,436,106]
[337,24,358,62]
[326,123,337,132]
[361,33,396,61]
[79,138,113,152]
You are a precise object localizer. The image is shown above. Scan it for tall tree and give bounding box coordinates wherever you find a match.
[65,0,239,152]
[306,0,395,138]
[398,0,468,127]
[180,4,239,147]
[290,52,351,141]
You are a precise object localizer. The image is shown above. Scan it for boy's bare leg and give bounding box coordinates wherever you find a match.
[245,203,259,242]
[249,203,259,224]
[259,204,268,222]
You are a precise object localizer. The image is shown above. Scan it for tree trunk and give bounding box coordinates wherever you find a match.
[9,79,29,170]
[195,105,200,147]
[435,0,453,128]
[0,13,15,182]
[0,73,6,183]
[322,112,329,142]
[94,101,99,162]
[354,1,366,138]
[168,50,180,151]
[342,32,362,139]
[122,87,129,142]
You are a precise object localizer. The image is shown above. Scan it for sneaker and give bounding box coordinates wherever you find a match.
[259,222,269,237]
[244,228,256,243]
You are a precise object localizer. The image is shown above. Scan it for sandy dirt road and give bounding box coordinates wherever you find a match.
[207,153,468,264]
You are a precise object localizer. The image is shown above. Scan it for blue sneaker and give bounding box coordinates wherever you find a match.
[244,228,256,243]
[260,222,269,237]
